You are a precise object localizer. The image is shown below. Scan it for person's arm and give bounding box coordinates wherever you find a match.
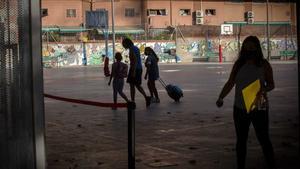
[108,64,114,85]
[252,61,275,106]
[216,62,239,107]
[144,58,150,80]
[262,60,275,92]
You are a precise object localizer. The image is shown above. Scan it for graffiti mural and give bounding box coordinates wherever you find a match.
[42,41,179,67]
[42,38,297,67]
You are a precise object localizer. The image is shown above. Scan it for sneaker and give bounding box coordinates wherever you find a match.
[146,96,151,107]
[155,98,160,103]
[150,97,156,103]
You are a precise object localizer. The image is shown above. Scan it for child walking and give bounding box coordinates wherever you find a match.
[144,47,160,103]
[108,52,130,110]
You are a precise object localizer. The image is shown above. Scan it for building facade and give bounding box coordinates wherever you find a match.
[42,0,296,30]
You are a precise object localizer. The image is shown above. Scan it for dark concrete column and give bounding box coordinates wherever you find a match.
[0,0,45,168]
[296,0,300,154]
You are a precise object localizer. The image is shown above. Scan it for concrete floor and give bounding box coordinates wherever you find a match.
[44,62,299,169]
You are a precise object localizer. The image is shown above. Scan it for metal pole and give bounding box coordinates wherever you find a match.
[285,24,288,60]
[296,0,299,155]
[238,24,241,52]
[127,102,136,169]
[83,42,87,65]
[111,0,116,59]
[46,32,49,50]
[31,0,46,167]
[170,0,172,26]
[266,0,270,60]
[105,30,108,60]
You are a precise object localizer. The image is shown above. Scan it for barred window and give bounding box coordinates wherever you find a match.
[148,9,167,16]
[66,9,76,18]
[179,9,191,16]
[125,8,135,17]
[205,9,216,16]
[42,8,48,17]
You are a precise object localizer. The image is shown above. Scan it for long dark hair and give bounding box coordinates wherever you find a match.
[122,38,134,49]
[236,36,264,69]
[144,47,159,62]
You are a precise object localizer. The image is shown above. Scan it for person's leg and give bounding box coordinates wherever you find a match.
[147,80,154,98]
[130,83,135,102]
[117,79,130,102]
[148,80,159,102]
[127,69,135,102]
[135,84,151,107]
[152,80,159,101]
[134,69,147,98]
[135,69,151,107]
[136,84,148,99]
[112,80,118,110]
[251,109,275,169]
[234,107,251,169]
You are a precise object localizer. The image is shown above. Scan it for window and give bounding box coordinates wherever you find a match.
[205,9,216,16]
[179,9,191,16]
[42,8,48,17]
[66,9,76,18]
[125,8,135,17]
[148,9,167,16]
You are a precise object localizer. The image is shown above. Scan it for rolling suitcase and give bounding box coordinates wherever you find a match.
[159,78,183,102]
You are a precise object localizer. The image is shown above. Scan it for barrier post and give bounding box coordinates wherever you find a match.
[127,102,136,169]
[219,44,222,63]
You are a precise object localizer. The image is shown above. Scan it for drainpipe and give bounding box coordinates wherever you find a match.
[170,0,172,26]
[111,0,115,59]
[266,0,270,60]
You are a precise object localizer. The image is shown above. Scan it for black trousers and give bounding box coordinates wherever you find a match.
[233,106,275,169]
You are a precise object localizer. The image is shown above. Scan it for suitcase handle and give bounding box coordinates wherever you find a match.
[158,78,167,88]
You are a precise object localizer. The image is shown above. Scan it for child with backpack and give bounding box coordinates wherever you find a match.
[108,52,130,109]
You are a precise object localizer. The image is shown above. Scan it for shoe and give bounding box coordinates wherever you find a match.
[150,97,156,103]
[155,98,160,103]
[146,96,151,107]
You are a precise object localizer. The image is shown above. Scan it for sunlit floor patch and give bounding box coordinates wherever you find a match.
[161,69,181,72]
[206,66,223,69]
[216,71,227,74]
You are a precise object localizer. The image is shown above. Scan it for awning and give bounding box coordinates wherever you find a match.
[224,21,291,26]
[42,27,60,32]
[97,26,145,35]
[42,26,88,33]
[42,26,145,34]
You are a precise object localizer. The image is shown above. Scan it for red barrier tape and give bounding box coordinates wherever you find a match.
[44,94,127,108]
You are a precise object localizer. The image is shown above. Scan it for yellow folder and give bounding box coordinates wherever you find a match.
[242,79,261,113]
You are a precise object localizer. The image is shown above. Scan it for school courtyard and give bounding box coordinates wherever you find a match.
[44,62,298,169]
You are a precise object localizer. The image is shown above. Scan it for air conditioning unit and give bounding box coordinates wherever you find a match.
[247,17,254,24]
[196,17,204,25]
[196,10,204,18]
[247,11,254,18]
